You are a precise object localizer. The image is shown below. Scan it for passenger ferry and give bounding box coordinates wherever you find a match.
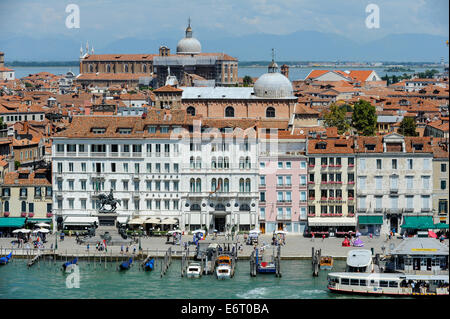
[327,238,449,297]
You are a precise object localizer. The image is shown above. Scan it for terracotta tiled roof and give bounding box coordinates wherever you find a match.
[307,137,354,154]
[2,170,51,186]
[153,85,184,93]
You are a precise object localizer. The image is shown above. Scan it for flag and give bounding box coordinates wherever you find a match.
[103,239,107,252]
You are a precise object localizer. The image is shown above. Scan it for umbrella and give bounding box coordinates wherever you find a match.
[13,229,31,233]
[128,218,145,225]
[249,229,261,234]
[144,218,161,224]
[428,230,438,238]
[160,218,178,225]
[36,223,50,228]
[192,229,205,235]
[168,230,182,235]
[36,228,50,233]
[275,230,287,235]
[356,231,362,237]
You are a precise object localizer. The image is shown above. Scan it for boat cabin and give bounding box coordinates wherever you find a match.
[345,250,373,273]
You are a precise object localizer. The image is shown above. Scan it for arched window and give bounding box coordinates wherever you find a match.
[196,178,202,193]
[216,203,225,211]
[191,203,201,211]
[124,64,129,73]
[225,106,234,117]
[245,156,251,169]
[224,157,230,169]
[266,107,275,118]
[143,64,147,73]
[218,156,223,169]
[187,106,196,116]
[196,156,202,169]
[218,178,223,192]
[245,178,251,192]
[240,204,250,211]
[190,156,195,169]
[190,178,195,193]
[211,157,217,169]
[211,178,217,192]
[21,201,27,212]
[239,178,245,193]
[224,179,230,192]
[106,64,111,73]
[239,157,245,169]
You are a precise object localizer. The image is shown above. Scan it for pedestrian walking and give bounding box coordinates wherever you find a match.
[87,244,90,251]
[322,234,325,241]
[311,232,315,242]
[126,246,129,254]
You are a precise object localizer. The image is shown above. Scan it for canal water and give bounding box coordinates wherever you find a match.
[0,259,393,299]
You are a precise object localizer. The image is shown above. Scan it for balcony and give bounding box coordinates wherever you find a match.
[91,152,106,157]
[321,165,328,170]
[307,213,316,217]
[276,214,292,221]
[374,208,384,213]
[390,187,398,194]
[308,164,315,168]
[348,164,355,169]
[403,208,414,214]
[357,208,367,213]
[132,152,142,158]
[66,152,76,157]
[421,208,432,213]
[348,181,355,186]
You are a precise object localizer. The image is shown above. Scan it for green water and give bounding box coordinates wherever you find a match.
[0,259,387,299]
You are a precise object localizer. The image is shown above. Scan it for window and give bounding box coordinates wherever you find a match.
[266,107,275,118]
[423,158,431,170]
[376,159,382,169]
[375,196,382,209]
[392,159,397,169]
[300,191,306,201]
[374,176,382,190]
[358,176,366,189]
[34,187,41,197]
[407,159,413,170]
[81,199,86,210]
[406,196,414,210]
[300,161,306,169]
[225,106,234,117]
[260,192,266,202]
[441,163,447,172]
[68,180,74,191]
[69,162,74,172]
[278,162,283,169]
[359,158,366,169]
[260,208,266,219]
[260,175,266,186]
[406,176,414,189]
[286,162,291,169]
[277,176,283,186]
[123,163,128,172]
[300,175,306,186]
[390,175,398,190]
[422,196,430,210]
[422,176,430,189]
[81,180,86,190]
[123,180,129,191]
[441,180,447,190]
[186,107,196,116]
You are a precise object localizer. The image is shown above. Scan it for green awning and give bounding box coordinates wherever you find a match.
[401,216,435,230]
[26,218,52,224]
[0,217,26,228]
[433,223,449,229]
[358,215,383,225]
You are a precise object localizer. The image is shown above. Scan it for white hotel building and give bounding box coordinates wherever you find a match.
[355,133,434,235]
[51,112,258,232]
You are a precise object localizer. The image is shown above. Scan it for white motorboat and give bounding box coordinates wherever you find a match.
[186,262,202,278]
[216,255,232,279]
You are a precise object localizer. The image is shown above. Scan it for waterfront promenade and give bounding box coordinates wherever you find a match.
[2,233,447,260]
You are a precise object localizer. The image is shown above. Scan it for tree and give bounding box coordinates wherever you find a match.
[351,100,377,136]
[323,103,350,134]
[243,75,253,87]
[398,117,418,136]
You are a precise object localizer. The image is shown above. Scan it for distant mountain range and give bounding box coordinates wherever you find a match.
[1,31,448,62]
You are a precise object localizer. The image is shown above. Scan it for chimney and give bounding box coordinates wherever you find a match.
[281,64,289,78]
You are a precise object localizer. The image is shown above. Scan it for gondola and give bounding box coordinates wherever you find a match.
[118,258,133,271]
[62,258,78,272]
[0,252,12,265]
[142,258,155,271]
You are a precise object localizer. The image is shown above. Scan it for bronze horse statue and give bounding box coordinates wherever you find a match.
[98,189,121,212]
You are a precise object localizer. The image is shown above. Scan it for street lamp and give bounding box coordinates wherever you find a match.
[138,226,143,252]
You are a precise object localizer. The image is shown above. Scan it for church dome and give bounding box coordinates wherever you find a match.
[254,71,293,98]
[176,20,201,55]
[176,37,201,55]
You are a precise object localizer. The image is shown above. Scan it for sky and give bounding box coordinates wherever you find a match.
[0,0,448,61]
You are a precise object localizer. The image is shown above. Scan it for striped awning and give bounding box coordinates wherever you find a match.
[127,218,145,225]
[63,216,98,226]
[308,217,357,227]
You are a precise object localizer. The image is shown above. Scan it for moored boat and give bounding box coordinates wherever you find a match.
[256,246,276,274]
[320,256,334,270]
[0,252,12,265]
[143,258,154,271]
[62,258,78,272]
[216,255,232,279]
[186,262,202,278]
[119,258,133,271]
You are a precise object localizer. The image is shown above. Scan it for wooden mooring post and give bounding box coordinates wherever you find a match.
[312,247,321,277]
[250,249,257,277]
[275,245,282,277]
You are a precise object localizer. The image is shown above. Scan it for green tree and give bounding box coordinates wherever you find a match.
[243,75,253,87]
[15,161,21,170]
[398,117,418,136]
[351,100,377,136]
[323,103,350,134]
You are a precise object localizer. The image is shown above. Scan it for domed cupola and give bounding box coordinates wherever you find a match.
[254,49,293,98]
[176,19,201,55]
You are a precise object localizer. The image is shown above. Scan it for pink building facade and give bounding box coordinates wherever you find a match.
[258,149,308,234]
